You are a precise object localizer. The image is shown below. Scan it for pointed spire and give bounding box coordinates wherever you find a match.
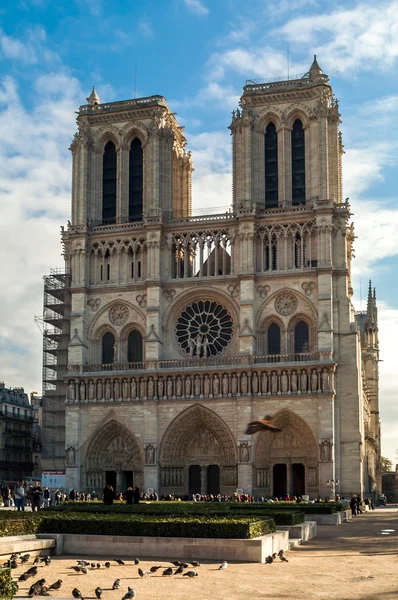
[86,86,100,106]
[366,280,377,326]
[309,55,323,78]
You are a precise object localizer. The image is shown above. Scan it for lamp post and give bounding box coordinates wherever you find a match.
[327,479,339,500]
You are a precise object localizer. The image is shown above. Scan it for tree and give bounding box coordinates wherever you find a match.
[380,456,393,472]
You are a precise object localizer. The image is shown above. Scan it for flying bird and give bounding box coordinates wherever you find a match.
[183,570,198,577]
[48,580,62,590]
[95,587,102,599]
[218,561,228,570]
[245,415,282,435]
[72,588,83,600]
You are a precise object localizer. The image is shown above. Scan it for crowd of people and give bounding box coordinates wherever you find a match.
[0,481,68,511]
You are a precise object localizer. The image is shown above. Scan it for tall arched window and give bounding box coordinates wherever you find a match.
[264,123,278,208]
[268,323,281,355]
[102,331,115,364]
[291,119,305,205]
[129,138,143,222]
[294,321,309,353]
[102,141,117,223]
[265,235,278,271]
[128,330,143,362]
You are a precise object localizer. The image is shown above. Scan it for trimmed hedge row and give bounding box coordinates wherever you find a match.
[0,512,276,540]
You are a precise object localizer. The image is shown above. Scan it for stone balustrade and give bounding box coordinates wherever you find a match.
[66,363,335,404]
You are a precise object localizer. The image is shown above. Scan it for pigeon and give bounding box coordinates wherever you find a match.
[272,553,277,559]
[19,573,30,581]
[72,588,83,600]
[34,557,41,565]
[150,566,162,573]
[162,567,173,576]
[39,588,50,596]
[44,556,51,567]
[122,589,136,600]
[112,579,121,590]
[133,558,140,565]
[265,555,273,564]
[174,565,184,575]
[191,561,200,567]
[115,559,125,566]
[81,568,88,575]
[278,549,288,562]
[10,560,18,569]
[28,583,44,597]
[218,561,228,570]
[10,553,20,561]
[21,554,31,563]
[105,562,111,569]
[183,570,198,578]
[91,563,96,569]
[97,563,102,569]
[95,587,102,599]
[77,560,90,567]
[171,561,181,567]
[138,568,146,577]
[245,415,282,435]
[72,566,82,573]
[48,580,62,590]
[27,566,39,576]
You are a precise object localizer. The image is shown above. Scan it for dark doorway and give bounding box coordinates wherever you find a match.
[207,464,220,495]
[189,465,201,495]
[122,471,133,490]
[105,470,117,494]
[292,463,305,497]
[273,463,287,498]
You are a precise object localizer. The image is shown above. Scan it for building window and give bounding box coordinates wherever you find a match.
[127,330,143,363]
[292,119,305,205]
[294,321,309,353]
[102,141,117,224]
[265,235,278,271]
[102,332,115,364]
[268,323,281,355]
[129,138,143,222]
[294,232,306,269]
[265,123,278,208]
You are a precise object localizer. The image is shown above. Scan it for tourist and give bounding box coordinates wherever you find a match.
[54,489,61,505]
[31,481,42,511]
[1,482,10,507]
[350,495,357,516]
[356,495,363,514]
[103,484,114,505]
[126,487,134,505]
[69,488,77,501]
[43,486,51,508]
[133,486,141,504]
[14,480,26,511]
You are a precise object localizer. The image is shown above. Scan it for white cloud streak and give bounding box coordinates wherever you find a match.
[183,0,209,17]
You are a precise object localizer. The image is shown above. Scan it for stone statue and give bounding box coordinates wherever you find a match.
[88,380,95,400]
[308,467,317,486]
[322,369,330,391]
[146,444,155,465]
[97,379,103,400]
[300,370,307,392]
[131,378,137,399]
[320,439,332,461]
[213,374,220,397]
[176,376,182,397]
[140,378,146,399]
[271,372,278,394]
[240,442,250,463]
[80,381,85,401]
[261,372,267,394]
[185,376,191,397]
[105,380,111,400]
[69,381,75,401]
[158,377,164,398]
[281,371,288,393]
[188,337,195,358]
[194,375,201,396]
[113,343,118,363]
[252,372,259,394]
[202,336,208,358]
[114,379,120,399]
[66,446,76,467]
[231,374,238,395]
[196,334,202,358]
[241,373,248,395]
[291,370,298,392]
[167,377,173,398]
[148,377,154,398]
[311,370,318,392]
[122,378,129,399]
[204,375,210,397]
[223,374,229,396]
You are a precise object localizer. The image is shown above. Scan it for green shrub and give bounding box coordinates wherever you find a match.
[0,568,18,600]
[0,517,40,537]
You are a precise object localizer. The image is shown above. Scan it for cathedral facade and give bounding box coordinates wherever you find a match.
[62,57,381,499]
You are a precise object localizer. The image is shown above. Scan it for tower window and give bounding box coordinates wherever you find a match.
[102,141,117,224]
[268,323,281,355]
[294,321,309,353]
[102,332,115,364]
[265,123,278,208]
[129,138,143,222]
[292,119,305,205]
[265,236,278,271]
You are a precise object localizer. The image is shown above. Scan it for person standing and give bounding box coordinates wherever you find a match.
[31,481,42,511]
[126,487,134,505]
[133,487,140,504]
[43,487,51,508]
[350,495,357,516]
[356,495,363,514]
[103,484,114,505]
[14,481,26,511]
[1,483,10,507]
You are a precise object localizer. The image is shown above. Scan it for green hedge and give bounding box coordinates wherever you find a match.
[0,512,275,540]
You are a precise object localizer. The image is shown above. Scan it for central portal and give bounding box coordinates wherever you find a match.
[189,465,201,494]
[207,464,220,495]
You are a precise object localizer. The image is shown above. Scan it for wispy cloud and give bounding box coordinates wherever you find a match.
[183,0,209,17]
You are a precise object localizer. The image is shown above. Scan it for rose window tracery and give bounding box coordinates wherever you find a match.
[176,300,233,358]
[275,293,298,316]
[109,304,129,326]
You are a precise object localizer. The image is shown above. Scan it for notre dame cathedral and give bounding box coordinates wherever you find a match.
[42,56,381,498]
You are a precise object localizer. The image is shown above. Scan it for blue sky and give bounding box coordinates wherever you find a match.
[0,0,397,460]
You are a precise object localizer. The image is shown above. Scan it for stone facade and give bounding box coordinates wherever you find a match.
[61,59,381,498]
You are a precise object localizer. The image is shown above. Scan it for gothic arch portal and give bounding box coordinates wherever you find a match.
[159,404,238,494]
[84,420,144,492]
[254,409,318,496]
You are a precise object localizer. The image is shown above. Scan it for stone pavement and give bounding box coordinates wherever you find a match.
[10,506,398,600]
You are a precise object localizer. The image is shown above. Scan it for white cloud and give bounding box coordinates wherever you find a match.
[279,1,398,74]
[0,29,38,64]
[139,19,154,38]
[183,0,209,17]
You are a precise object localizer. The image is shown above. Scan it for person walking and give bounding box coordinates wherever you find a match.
[356,495,363,514]
[350,495,357,516]
[14,480,26,511]
[31,481,42,511]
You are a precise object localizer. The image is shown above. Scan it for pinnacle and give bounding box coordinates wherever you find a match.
[86,86,100,105]
[309,55,323,77]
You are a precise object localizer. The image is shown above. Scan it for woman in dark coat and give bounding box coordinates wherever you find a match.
[126,487,134,505]
[133,487,140,504]
[103,484,114,505]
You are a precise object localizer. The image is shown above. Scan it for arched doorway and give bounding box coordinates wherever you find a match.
[273,464,287,498]
[292,463,305,497]
[84,420,144,493]
[160,405,238,495]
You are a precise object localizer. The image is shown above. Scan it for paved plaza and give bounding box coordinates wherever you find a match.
[9,506,398,600]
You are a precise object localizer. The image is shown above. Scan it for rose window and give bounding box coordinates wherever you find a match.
[176,300,233,358]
